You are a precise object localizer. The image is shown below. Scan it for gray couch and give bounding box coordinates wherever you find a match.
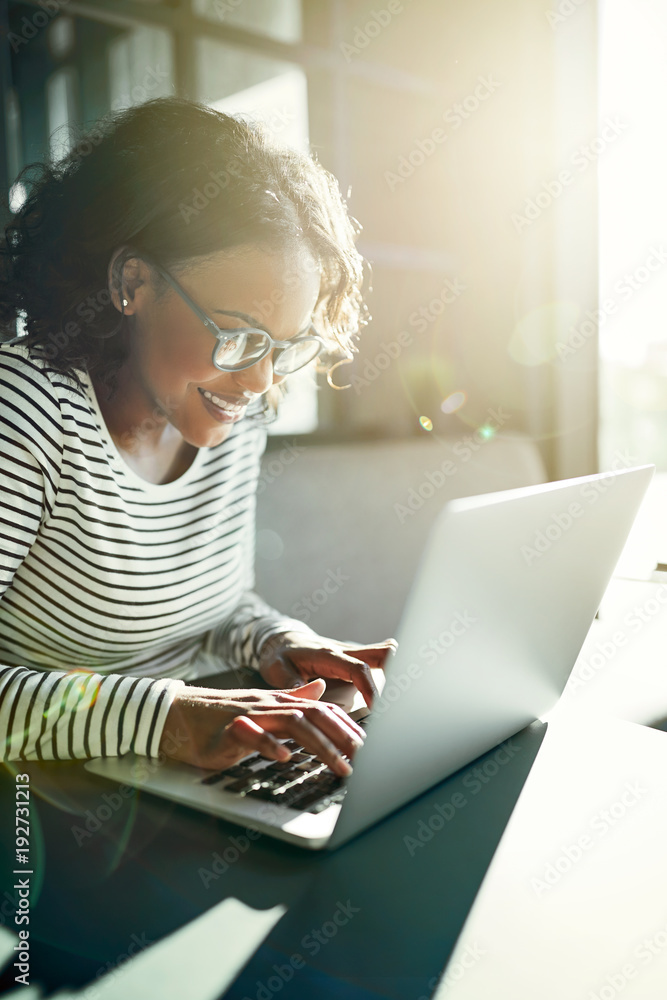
[256,434,546,644]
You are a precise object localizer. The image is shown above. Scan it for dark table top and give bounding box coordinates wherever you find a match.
[0,721,546,1000]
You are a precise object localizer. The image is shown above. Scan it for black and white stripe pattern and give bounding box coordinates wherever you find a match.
[0,344,312,760]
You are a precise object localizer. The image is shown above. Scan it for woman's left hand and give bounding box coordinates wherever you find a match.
[258,631,398,708]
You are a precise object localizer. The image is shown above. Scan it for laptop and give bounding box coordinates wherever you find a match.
[85,464,654,849]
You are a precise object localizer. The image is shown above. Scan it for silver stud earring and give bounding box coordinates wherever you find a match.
[122,299,128,307]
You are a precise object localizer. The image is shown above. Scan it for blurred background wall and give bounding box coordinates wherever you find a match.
[2,0,667,479]
[0,0,608,479]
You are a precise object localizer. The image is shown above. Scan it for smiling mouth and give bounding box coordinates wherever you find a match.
[201,389,245,412]
[198,387,248,421]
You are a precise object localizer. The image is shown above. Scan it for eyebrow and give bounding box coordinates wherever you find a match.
[213,309,269,332]
[212,309,313,340]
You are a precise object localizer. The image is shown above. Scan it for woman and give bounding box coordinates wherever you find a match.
[0,97,395,777]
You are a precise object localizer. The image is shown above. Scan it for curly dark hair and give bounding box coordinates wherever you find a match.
[0,97,366,392]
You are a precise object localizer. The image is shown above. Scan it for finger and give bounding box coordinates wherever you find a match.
[288,648,379,706]
[344,638,398,651]
[310,653,379,707]
[258,710,353,777]
[325,701,366,742]
[289,712,354,777]
[280,690,365,743]
[349,662,378,708]
[220,716,291,767]
[262,653,304,689]
[299,704,364,761]
[346,639,398,667]
[290,678,327,699]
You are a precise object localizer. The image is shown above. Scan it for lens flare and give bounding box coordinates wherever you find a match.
[441,391,467,414]
[478,424,496,440]
[419,416,433,431]
[508,301,581,367]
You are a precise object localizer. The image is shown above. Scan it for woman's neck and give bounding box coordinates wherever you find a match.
[92,371,198,485]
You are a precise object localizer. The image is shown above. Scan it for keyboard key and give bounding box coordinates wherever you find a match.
[307,798,334,814]
[261,761,295,774]
[306,788,347,813]
[271,787,309,808]
[221,765,252,779]
[245,781,282,801]
[200,772,228,786]
[225,777,259,795]
[291,781,340,810]
[308,770,340,787]
[246,759,271,772]
[272,768,303,784]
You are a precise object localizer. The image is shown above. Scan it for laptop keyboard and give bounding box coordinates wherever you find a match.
[198,740,348,814]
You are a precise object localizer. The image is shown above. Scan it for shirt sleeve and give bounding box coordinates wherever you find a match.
[206,590,319,672]
[0,351,184,761]
[0,666,184,761]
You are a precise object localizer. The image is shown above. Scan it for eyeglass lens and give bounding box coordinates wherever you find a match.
[214,332,321,375]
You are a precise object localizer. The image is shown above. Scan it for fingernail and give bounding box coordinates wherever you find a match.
[338,758,353,777]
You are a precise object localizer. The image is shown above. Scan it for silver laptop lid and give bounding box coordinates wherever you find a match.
[330,465,654,847]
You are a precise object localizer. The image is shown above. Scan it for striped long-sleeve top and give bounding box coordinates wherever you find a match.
[0,343,312,761]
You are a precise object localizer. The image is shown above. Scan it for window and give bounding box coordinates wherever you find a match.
[195,37,312,434]
[46,66,78,161]
[108,25,175,112]
[599,0,667,469]
[2,2,557,458]
[192,0,302,43]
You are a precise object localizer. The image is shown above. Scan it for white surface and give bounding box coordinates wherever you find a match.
[613,471,667,580]
[437,470,667,998]
[558,577,667,727]
[331,466,652,846]
[439,714,667,999]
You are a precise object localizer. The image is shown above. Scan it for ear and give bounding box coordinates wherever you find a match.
[108,247,147,315]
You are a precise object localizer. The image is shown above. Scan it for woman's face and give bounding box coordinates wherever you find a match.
[116,244,321,448]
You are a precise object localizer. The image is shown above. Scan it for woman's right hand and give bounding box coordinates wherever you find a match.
[158,678,365,777]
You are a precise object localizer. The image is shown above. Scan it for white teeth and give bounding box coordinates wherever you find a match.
[202,390,245,413]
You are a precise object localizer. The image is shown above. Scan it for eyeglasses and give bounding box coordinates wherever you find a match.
[147,259,326,377]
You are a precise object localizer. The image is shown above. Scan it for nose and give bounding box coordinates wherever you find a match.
[233,353,284,395]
